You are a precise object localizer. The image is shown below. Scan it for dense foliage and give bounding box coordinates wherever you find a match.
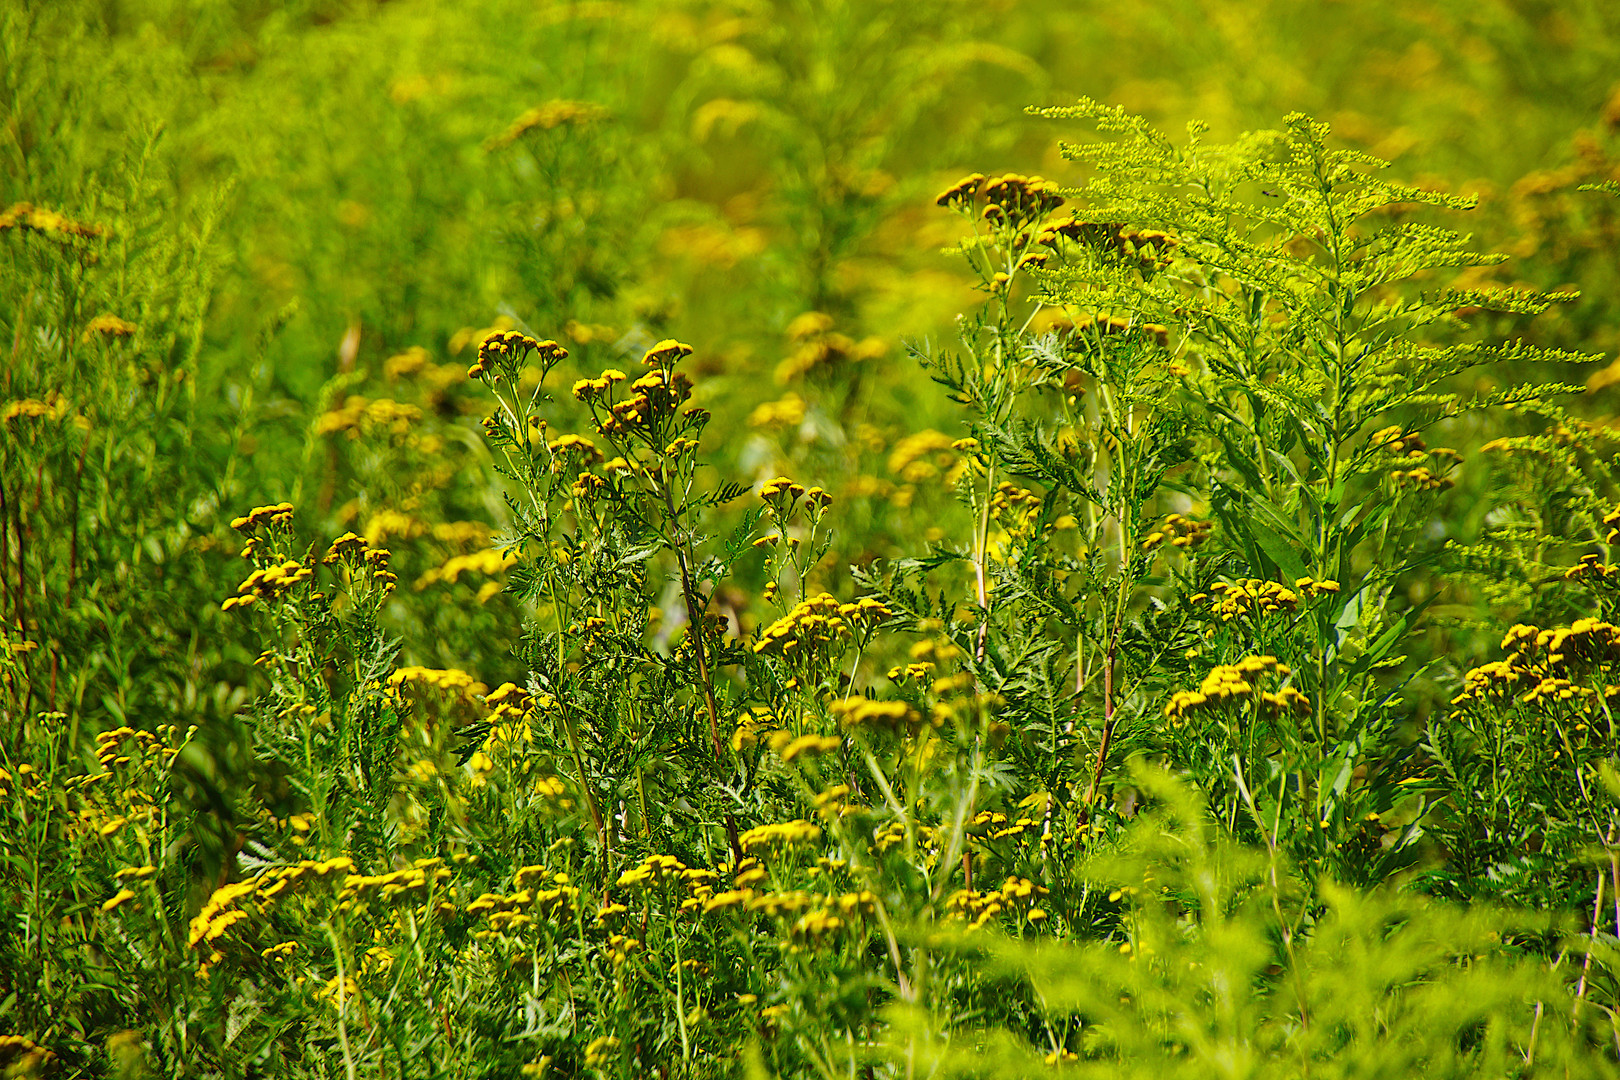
[5,2,1620,1077]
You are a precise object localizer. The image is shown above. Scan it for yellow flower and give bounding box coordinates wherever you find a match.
[229,502,294,533]
[101,888,137,913]
[779,733,840,763]
[934,173,984,208]
[642,339,694,366]
[413,549,517,590]
[831,696,927,736]
[485,101,609,151]
[583,1036,620,1067]
[0,200,107,240]
[616,854,688,890]
[83,314,137,340]
[703,889,754,913]
[739,819,822,855]
[748,393,806,429]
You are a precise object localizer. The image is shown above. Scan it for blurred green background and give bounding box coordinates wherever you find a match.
[4,0,1619,736]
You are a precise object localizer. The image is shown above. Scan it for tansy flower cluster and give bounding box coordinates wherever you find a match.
[752,594,889,658]
[811,784,857,822]
[1291,576,1342,596]
[467,874,578,938]
[180,854,499,972]
[1140,512,1212,552]
[946,876,1048,929]
[93,725,182,786]
[1563,553,1619,584]
[1190,579,1300,622]
[1369,426,1430,457]
[571,340,703,444]
[322,531,398,592]
[989,481,1041,521]
[0,1036,55,1075]
[1036,220,1180,275]
[1390,466,1454,491]
[731,706,785,751]
[748,392,807,428]
[313,396,422,438]
[886,429,960,483]
[187,879,263,971]
[387,667,491,728]
[0,200,107,241]
[697,884,878,949]
[582,1036,620,1067]
[1163,655,1309,722]
[1603,506,1620,545]
[467,330,567,380]
[1453,619,1620,710]
[777,732,842,764]
[483,681,535,730]
[222,560,313,611]
[1504,619,1620,671]
[100,864,155,914]
[607,859,716,913]
[1189,576,1338,622]
[82,313,136,339]
[94,724,173,767]
[787,891,879,947]
[1451,659,1533,703]
[831,696,930,736]
[2,394,75,424]
[484,100,608,151]
[570,367,627,400]
[759,475,833,512]
[934,172,1065,226]
[387,666,485,694]
[969,809,1040,842]
[1370,426,1460,489]
[773,311,888,383]
[413,548,516,592]
[739,819,823,856]
[546,432,604,467]
[887,659,936,684]
[615,853,697,891]
[255,857,357,903]
[335,859,453,912]
[230,501,294,533]
[934,172,987,209]
[0,763,37,800]
[731,710,842,761]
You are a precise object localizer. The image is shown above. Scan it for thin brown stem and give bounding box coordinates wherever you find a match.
[557,695,605,848]
[675,545,724,761]
[1080,643,1118,827]
[661,481,725,760]
[658,481,743,864]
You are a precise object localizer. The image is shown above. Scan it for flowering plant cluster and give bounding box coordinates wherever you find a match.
[5,91,1620,1080]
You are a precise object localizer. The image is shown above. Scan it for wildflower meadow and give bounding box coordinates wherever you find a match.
[5,1,1620,1077]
